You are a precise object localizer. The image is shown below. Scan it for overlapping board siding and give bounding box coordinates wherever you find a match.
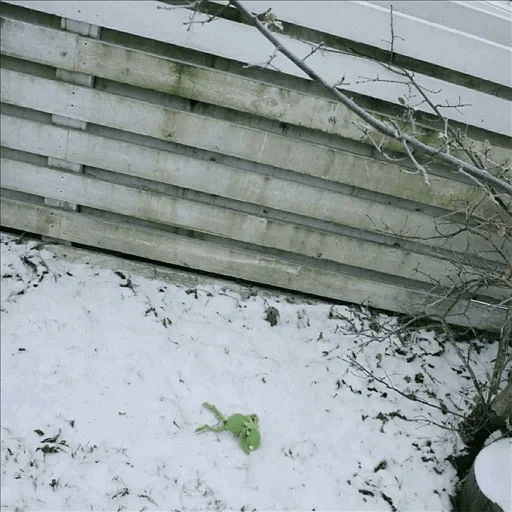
[1,1,511,330]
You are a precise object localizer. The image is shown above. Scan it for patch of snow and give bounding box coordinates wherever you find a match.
[475,438,512,512]
[0,232,501,511]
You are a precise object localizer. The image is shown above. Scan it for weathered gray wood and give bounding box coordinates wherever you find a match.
[2,113,500,224]
[367,1,512,47]
[2,17,510,173]
[3,114,509,297]
[43,239,327,304]
[4,0,511,136]
[1,197,507,331]
[3,157,508,300]
[0,112,507,261]
[2,67,501,223]
[222,1,512,86]
[45,17,99,211]
[1,5,510,330]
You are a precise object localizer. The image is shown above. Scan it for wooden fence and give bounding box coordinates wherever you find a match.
[1,0,511,330]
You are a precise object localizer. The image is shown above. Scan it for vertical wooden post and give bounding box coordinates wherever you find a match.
[45,18,100,211]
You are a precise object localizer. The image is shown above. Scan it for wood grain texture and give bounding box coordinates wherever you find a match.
[2,18,510,174]
[3,156,508,300]
[367,1,512,47]
[0,110,506,260]
[4,0,511,136]
[1,197,506,331]
[1,70,504,228]
[1,4,509,327]
[223,1,512,86]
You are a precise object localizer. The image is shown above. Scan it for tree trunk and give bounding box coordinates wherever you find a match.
[458,438,511,512]
[459,462,504,512]
[489,379,512,428]
[456,380,511,477]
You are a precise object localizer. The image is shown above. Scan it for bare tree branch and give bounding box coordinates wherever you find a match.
[227,0,512,196]
[186,0,512,452]
[345,355,467,418]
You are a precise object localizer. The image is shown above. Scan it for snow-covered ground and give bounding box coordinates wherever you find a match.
[0,232,499,511]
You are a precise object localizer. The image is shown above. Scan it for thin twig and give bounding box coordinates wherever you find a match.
[227,1,512,195]
[302,41,325,62]
[402,140,430,186]
[345,356,467,419]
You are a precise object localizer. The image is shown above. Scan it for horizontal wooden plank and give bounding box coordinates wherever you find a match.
[41,237,327,302]
[2,17,510,176]
[230,1,512,87]
[1,197,506,331]
[4,0,511,136]
[480,1,512,16]
[1,111,507,261]
[3,156,506,299]
[367,1,512,47]
[1,70,505,227]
